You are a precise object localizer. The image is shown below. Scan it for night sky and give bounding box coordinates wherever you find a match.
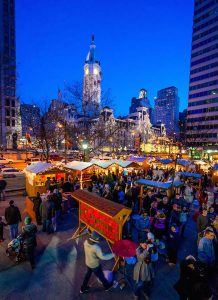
[16,0,194,116]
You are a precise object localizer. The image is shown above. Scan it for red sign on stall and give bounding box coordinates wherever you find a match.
[80,202,120,242]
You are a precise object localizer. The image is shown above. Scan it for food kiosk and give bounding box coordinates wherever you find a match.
[69,189,132,270]
[63,161,98,189]
[91,159,140,175]
[25,162,66,197]
[137,178,184,209]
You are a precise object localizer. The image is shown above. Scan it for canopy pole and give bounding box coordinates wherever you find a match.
[80,171,83,189]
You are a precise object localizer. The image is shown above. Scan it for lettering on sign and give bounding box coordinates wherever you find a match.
[80,202,119,242]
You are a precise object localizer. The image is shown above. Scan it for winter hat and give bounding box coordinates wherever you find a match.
[24,216,32,225]
[173,204,178,210]
[147,232,154,241]
[89,231,101,243]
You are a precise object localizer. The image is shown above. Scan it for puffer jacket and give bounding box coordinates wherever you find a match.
[21,223,37,250]
[154,217,166,229]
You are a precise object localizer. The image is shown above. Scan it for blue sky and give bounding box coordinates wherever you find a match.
[16,0,194,116]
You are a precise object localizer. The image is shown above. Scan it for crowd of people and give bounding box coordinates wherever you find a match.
[79,168,218,299]
[0,165,218,299]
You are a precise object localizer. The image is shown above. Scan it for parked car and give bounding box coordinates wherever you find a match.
[0,168,24,178]
[26,157,41,165]
[0,157,14,164]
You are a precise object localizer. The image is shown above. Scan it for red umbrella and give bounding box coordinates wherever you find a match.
[112,240,138,258]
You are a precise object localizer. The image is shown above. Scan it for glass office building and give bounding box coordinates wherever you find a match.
[186,0,218,148]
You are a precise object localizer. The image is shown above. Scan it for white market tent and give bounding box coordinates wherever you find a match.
[91,159,139,169]
[25,162,55,174]
[91,159,114,169]
[64,161,95,171]
[64,161,98,189]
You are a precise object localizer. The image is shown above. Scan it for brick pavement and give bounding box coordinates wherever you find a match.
[0,196,212,300]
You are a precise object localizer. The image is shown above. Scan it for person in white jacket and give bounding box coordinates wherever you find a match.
[80,231,115,294]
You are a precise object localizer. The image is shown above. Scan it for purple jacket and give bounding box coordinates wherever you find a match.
[154,217,166,229]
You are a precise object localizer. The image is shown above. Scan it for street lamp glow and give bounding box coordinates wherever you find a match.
[82,142,88,150]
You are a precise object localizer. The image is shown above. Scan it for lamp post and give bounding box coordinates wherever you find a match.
[82,141,88,162]
[57,121,67,163]
[170,153,181,198]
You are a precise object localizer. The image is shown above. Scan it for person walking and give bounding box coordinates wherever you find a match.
[197,208,209,234]
[133,241,154,300]
[20,216,37,269]
[5,200,22,240]
[0,175,7,201]
[80,231,114,294]
[0,216,7,242]
[198,228,215,278]
[33,192,42,225]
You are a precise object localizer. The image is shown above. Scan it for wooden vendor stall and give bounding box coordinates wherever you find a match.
[25,162,66,197]
[91,159,140,175]
[70,189,132,269]
[64,161,99,189]
[137,179,184,209]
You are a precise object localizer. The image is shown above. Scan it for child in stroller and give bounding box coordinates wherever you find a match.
[6,234,26,262]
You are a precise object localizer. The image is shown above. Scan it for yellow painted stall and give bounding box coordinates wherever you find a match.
[25,162,66,197]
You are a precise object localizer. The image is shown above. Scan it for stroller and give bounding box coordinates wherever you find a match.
[6,235,26,262]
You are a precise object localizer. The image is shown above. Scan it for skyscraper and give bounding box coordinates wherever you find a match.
[186,0,218,148]
[83,35,101,117]
[0,0,21,148]
[154,86,180,137]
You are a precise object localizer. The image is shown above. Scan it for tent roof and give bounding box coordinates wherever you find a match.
[127,157,147,162]
[91,159,114,169]
[91,159,139,169]
[177,159,190,167]
[212,163,218,170]
[136,179,184,189]
[111,159,139,168]
[71,189,129,217]
[157,159,173,164]
[176,172,203,178]
[64,161,95,171]
[25,162,55,174]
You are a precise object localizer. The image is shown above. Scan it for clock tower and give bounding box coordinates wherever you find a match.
[83,35,101,117]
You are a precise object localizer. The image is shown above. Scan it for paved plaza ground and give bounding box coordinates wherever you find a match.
[0,195,217,300]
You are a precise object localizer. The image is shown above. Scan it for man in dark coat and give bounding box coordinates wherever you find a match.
[0,176,7,201]
[5,200,22,240]
[21,216,37,269]
[143,190,155,212]
[33,192,42,225]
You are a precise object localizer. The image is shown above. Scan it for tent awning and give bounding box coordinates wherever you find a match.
[136,179,184,189]
[176,172,203,178]
[177,159,190,167]
[212,164,218,170]
[25,162,65,175]
[91,159,114,169]
[111,159,139,168]
[157,159,173,164]
[127,157,147,163]
[64,161,95,171]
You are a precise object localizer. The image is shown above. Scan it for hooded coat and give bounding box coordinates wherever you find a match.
[133,247,154,282]
[21,223,37,250]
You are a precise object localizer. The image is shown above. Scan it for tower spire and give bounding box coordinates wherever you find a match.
[92,34,94,42]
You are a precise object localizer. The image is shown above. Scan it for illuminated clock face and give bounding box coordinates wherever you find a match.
[85,68,89,75]
[93,67,98,75]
